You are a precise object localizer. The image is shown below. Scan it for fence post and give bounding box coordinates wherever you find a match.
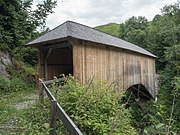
[50,100,57,135]
[39,79,44,103]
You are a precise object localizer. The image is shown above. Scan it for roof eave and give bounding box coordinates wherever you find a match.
[25,37,69,48]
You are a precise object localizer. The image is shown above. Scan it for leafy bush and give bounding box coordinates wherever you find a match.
[51,77,137,135]
[8,59,37,77]
[13,47,38,66]
[0,75,34,94]
[127,76,180,134]
[0,76,11,93]
[18,101,51,135]
[10,77,30,92]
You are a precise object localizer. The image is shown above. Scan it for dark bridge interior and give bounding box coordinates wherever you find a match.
[46,46,73,79]
[127,84,153,101]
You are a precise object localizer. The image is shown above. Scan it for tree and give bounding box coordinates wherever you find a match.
[0,0,57,50]
[0,0,57,66]
[118,16,148,49]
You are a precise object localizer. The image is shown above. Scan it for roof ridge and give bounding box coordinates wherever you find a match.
[66,21,72,36]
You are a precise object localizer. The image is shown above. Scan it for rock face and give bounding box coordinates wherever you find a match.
[0,51,12,77]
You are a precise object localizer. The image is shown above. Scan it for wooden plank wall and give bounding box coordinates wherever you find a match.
[72,39,156,98]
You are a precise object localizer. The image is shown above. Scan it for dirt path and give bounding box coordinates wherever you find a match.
[13,93,38,110]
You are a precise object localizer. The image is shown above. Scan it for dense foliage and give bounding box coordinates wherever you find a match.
[0,60,36,94]
[0,0,57,66]
[51,77,137,135]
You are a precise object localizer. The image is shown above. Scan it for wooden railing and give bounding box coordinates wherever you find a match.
[39,78,83,135]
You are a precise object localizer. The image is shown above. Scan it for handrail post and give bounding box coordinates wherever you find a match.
[39,78,44,103]
[50,100,57,135]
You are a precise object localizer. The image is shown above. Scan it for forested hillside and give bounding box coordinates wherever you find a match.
[0,0,179,134]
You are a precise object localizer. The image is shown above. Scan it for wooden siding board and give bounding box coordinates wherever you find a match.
[82,43,85,83]
[119,49,123,89]
[137,56,141,84]
[74,41,81,80]
[140,56,144,84]
[123,51,128,89]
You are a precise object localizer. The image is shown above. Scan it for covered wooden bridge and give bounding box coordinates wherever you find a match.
[27,21,157,100]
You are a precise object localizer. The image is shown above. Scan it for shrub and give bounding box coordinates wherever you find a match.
[10,77,30,92]
[51,77,137,135]
[0,76,11,93]
[13,47,38,66]
[0,75,34,94]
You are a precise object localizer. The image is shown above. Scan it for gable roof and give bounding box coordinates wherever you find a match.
[26,21,156,58]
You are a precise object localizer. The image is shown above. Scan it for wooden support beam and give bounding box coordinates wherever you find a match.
[45,48,52,60]
[39,78,44,103]
[44,48,52,80]
[50,100,57,135]
[132,85,151,100]
[43,77,65,85]
[43,43,71,49]
[137,84,141,101]
[44,61,48,80]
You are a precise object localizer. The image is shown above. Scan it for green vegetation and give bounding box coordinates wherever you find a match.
[0,0,57,50]
[0,0,57,66]
[95,23,120,37]
[0,67,49,134]
[51,77,136,135]
[0,89,52,135]
[0,1,57,134]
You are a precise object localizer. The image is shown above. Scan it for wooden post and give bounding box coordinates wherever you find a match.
[54,76,58,93]
[44,48,52,81]
[50,100,57,135]
[44,61,48,80]
[39,79,44,103]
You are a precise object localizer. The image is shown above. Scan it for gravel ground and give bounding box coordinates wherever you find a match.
[13,93,38,110]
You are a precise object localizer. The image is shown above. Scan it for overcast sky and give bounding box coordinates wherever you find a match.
[34,0,177,29]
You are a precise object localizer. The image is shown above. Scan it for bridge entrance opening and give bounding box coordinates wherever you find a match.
[42,45,73,80]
